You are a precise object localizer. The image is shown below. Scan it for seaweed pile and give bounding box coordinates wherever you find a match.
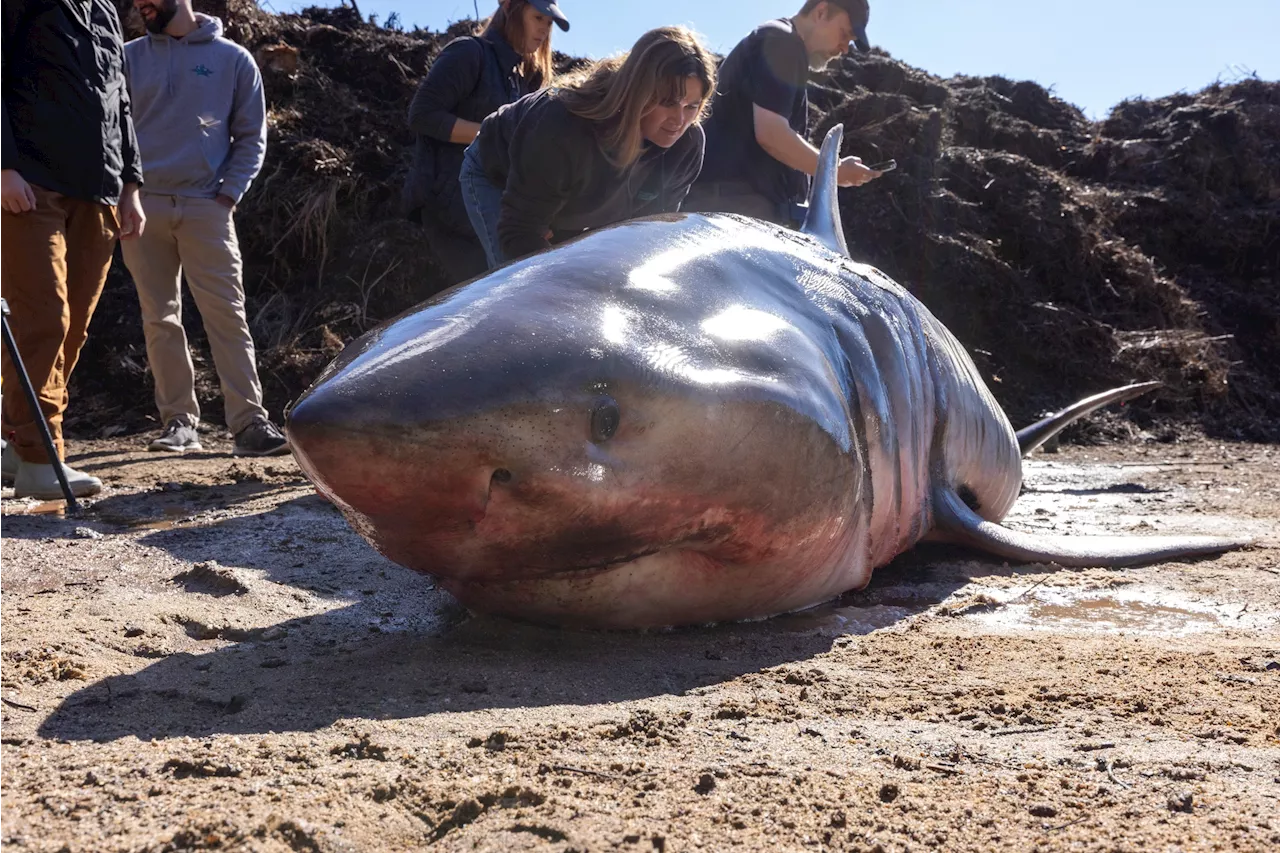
[71,1,1279,441]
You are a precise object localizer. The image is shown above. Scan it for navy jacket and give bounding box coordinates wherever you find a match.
[1,0,143,204]
[403,31,540,234]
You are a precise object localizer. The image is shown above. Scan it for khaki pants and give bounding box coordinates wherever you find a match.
[1,185,118,463]
[121,193,266,434]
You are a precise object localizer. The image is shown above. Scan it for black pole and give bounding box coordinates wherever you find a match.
[0,298,79,512]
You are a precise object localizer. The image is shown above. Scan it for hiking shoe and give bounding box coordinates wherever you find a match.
[13,460,102,500]
[233,417,291,457]
[1,438,18,486]
[148,418,203,453]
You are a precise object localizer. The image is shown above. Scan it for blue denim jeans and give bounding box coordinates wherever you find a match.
[459,144,505,269]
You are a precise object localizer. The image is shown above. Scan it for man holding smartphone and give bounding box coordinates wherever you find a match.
[684,0,886,226]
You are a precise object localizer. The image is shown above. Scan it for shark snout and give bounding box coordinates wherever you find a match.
[288,383,519,525]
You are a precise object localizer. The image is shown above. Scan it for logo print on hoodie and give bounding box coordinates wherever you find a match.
[192,65,214,77]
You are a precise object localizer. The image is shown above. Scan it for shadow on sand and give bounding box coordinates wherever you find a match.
[36,515,986,743]
[0,479,299,541]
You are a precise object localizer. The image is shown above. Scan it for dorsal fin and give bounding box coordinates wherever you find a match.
[801,124,850,258]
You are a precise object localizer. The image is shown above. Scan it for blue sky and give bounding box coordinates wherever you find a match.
[280,0,1277,118]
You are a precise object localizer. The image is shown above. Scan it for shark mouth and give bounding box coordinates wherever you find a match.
[528,546,670,576]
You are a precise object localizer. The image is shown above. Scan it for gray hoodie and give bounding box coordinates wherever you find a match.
[124,14,266,203]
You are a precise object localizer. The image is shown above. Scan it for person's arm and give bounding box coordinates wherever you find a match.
[217,50,267,206]
[496,109,577,260]
[408,38,485,146]
[119,73,143,191]
[1,0,37,212]
[113,11,144,236]
[753,104,820,175]
[754,106,879,187]
[660,124,705,213]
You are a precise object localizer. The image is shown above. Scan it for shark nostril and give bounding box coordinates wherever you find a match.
[491,468,513,485]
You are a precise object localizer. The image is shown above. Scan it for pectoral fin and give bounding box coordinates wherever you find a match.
[931,486,1250,567]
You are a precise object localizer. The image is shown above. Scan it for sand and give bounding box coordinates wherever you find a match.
[2,435,1277,851]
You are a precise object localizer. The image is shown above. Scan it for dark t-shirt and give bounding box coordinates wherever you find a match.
[697,19,810,207]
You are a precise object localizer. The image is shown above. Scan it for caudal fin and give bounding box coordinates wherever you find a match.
[1016,381,1160,456]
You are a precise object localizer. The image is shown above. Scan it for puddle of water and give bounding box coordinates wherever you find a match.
[1030,596,1218,633]
[963,585,1270,637]
[772,583,1274,640]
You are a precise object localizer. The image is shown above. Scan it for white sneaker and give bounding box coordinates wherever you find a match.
[1,438,17,486]
[12,460,102,500]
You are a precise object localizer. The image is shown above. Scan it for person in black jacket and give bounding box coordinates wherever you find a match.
[1,0,146,499]
[403,0,569,283]
[460,26,715,267]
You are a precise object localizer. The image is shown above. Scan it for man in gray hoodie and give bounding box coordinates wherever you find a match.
[123,0,287,456]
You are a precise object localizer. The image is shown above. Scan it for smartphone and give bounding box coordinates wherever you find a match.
[865,159,897,172]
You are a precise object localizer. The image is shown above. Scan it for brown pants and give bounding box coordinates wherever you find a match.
[1,185,118,463]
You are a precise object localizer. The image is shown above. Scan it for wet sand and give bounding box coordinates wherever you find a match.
[2,436,1277,851]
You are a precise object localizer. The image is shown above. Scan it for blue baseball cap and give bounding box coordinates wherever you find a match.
[529,0,571,32]
[831,0,871,52]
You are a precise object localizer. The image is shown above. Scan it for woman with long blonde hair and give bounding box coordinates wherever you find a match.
[403,0,569,282]
[459,26,717,267]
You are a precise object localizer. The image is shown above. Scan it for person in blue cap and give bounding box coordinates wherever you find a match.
[684,0,885,226]
[403,0,570,283]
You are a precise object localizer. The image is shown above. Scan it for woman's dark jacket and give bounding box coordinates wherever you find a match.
[473,89,706,260]
[403,30,539,234]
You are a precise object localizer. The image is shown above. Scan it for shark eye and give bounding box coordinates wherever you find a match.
[590,397,620,442]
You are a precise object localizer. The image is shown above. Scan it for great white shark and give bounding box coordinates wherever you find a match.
[286,126,1248,629]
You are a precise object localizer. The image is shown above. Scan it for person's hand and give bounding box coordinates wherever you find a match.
[836,156,881,187]
[215,193,237,211]
[1,170,37,214]
[119,182,146,239]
